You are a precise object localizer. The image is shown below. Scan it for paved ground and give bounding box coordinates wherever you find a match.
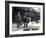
[12,21,40,31]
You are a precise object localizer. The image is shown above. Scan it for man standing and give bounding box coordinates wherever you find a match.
[17,12,21,28]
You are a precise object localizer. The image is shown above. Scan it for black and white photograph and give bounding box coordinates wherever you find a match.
[5,1,45,37]
[12,7,40,31]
